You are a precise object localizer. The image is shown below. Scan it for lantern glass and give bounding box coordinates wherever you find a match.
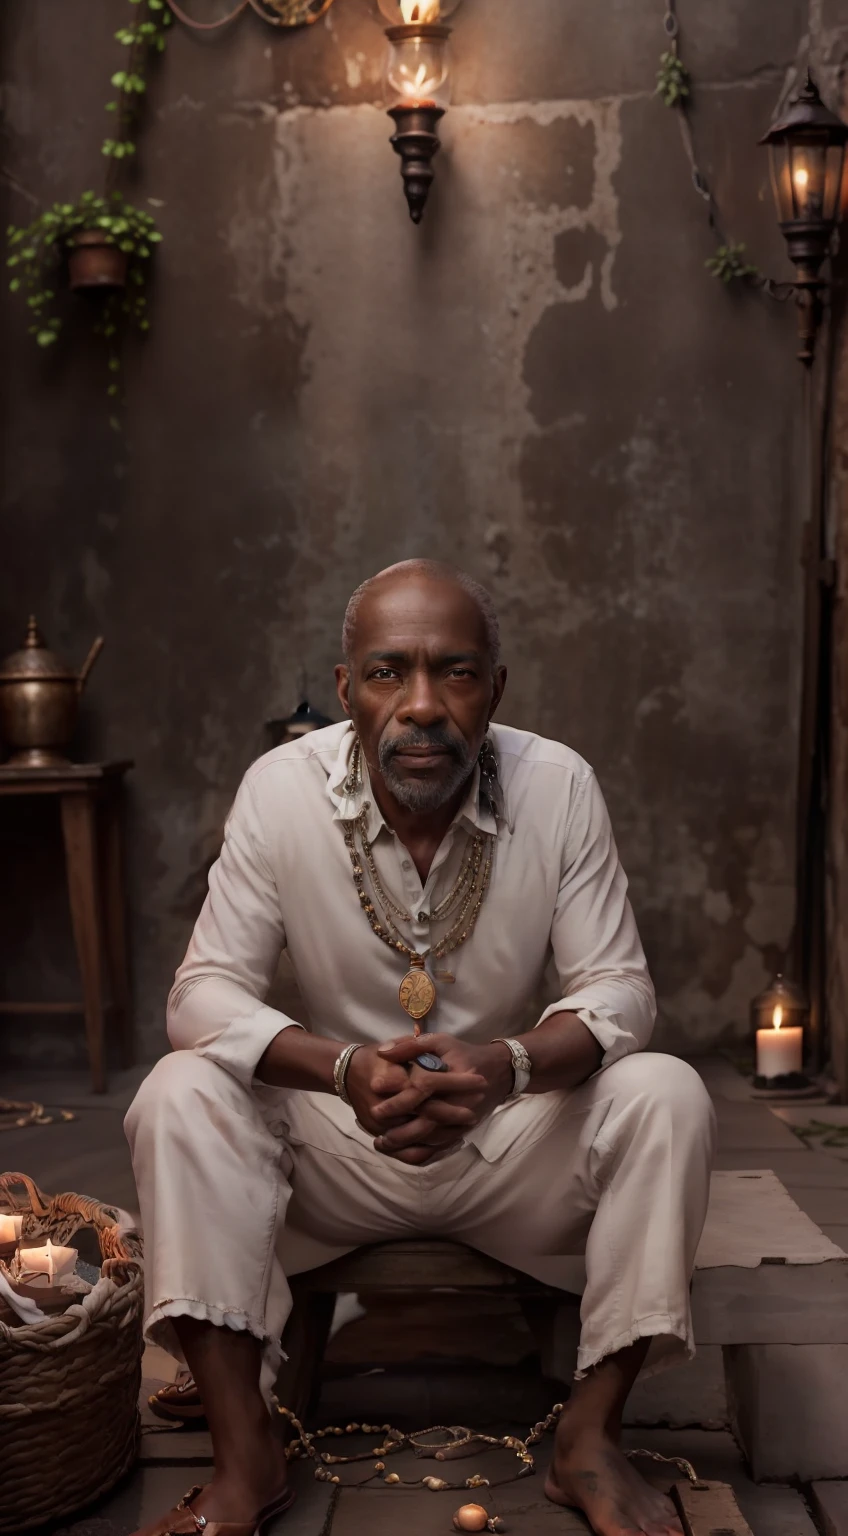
[384,30,452,107]
[377,0,461,21]
[749,973,808,1044]
[770,136,846,223]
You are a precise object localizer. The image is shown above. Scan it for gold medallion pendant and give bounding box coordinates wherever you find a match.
[399,962,436,1023]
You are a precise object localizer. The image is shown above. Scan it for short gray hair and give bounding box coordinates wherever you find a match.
[342,560,501,670]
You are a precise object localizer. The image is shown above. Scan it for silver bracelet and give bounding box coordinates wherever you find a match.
[493,1037,532,1101]
[333,1044,362,1107]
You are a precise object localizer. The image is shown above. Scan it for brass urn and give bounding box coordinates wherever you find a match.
[0,617,104,767]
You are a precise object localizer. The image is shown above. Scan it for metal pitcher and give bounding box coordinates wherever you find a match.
[0,617,104,767]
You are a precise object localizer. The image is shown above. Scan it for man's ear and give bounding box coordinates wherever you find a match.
[488,665,508,722]
[335,663,353,718]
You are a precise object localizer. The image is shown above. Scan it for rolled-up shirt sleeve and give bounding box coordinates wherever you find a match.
[166,773,303,1087]
[535,769,656,1064]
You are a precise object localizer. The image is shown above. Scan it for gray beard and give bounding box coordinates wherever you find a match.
[378,728,475,813]
[381,755,474,812]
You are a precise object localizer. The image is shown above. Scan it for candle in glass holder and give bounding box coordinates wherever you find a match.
[756,1004,803,1079]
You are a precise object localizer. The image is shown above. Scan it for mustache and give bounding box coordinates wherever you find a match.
[379,726,469,763]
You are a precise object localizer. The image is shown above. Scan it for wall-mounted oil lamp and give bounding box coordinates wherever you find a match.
[760,72,848,366]
[376,0,463,224]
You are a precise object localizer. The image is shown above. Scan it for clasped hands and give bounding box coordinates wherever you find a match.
[345,1034,515,1166]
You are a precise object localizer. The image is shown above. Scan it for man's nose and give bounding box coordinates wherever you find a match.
[398,670,445,726]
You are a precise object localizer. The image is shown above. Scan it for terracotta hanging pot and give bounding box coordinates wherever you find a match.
[67,229,128,291]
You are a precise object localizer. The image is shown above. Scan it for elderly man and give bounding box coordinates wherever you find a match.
[128,560,715,1536]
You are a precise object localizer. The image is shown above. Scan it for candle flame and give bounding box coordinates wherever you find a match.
[794,166,810,190]
[401,0,441,20]
[773,1005,783,1031]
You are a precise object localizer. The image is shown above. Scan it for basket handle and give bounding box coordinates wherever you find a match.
[0,1172,53,1219]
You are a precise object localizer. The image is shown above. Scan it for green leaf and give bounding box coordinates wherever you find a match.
[107,383,119,397]
[8,278,20,291]
[36,329,57,346]
[111,71,127,86]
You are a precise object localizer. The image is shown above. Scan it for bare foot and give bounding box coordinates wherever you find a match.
[546,1421,682,1536]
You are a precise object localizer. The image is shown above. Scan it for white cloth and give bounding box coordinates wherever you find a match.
[126,1049,715,1402]
[167,722,656,1160]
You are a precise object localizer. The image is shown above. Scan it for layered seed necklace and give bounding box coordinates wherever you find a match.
[341,737,496,1023]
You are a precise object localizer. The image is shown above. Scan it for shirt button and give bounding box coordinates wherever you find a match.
[418,911,427,923]
[402,861,412,871]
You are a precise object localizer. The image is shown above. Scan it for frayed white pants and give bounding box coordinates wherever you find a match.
[125,1051,715,1404]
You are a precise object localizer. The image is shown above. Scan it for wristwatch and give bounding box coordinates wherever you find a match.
[493,1037,532,1102]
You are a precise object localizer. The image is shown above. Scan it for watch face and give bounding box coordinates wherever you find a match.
[415,1053,448,1073]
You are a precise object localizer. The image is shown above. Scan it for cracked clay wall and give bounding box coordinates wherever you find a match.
[0,0,821,1067]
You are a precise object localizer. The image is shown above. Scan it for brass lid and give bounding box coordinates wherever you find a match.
[0,616,77,683]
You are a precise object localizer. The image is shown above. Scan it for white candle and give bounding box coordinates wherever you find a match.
[17,1240,78,1284]
[0,1215,23,1244]
[756,1004,803,1079]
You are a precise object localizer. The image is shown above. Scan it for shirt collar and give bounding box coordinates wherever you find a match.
[326,725,499,841]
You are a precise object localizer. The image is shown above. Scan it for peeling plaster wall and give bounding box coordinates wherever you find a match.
[0,0,823,1067]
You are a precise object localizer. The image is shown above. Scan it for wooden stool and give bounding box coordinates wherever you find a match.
[278,1239,562,1425]
[0,760,134,1093]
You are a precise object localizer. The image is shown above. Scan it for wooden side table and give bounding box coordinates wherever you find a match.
[0,760,134,1093]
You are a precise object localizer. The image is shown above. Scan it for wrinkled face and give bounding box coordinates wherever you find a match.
[336,575,506,814]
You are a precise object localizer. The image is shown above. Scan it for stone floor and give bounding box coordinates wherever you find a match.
[3,1055,848,1535]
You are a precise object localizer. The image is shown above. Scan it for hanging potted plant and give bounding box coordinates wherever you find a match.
[6,191,162,385]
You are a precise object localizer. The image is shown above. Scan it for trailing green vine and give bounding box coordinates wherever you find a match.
[103,0,172,164]
[656,3,762,288]
[706,243,760,285]
[655,51,690,109]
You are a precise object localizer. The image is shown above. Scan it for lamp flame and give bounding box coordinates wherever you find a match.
[401,0,441,20]
[794,166,810,189]
[773,1005,783,1031]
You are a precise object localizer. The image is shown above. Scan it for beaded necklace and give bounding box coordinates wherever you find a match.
[341,736,495,1023]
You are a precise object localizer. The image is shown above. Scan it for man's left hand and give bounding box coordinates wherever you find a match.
[371,1033,515,1163]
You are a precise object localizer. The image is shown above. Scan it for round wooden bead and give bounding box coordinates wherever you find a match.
[452,1505,489,1532]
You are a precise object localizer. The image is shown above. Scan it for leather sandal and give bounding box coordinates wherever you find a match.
[148,1370,206,1423]
[133,1483,296,1536]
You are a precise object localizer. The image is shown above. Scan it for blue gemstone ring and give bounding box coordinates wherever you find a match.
[415,1053,449,1073]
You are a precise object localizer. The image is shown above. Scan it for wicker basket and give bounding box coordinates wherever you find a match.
[0,1172,144,1533]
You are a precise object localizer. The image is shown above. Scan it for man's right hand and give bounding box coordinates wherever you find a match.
[344,1044,487,1158]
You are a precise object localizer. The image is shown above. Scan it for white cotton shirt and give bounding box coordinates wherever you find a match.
[167,722,656,1156]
